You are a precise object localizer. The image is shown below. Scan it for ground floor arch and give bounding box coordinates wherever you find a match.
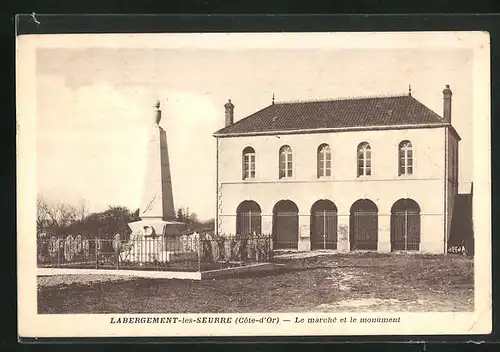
[310,199,338,250]
[390,198,421,251]
[272,200,299,249]
[236,200,262,236]
[349,199,378,250]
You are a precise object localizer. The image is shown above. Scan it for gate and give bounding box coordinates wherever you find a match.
[391,199,421,251]
[236,201,262,236]
[273,200,299,249]
[350,199,378,250]
[311,200,337,250]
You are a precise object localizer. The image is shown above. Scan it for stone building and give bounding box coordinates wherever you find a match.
[213,86,460,254]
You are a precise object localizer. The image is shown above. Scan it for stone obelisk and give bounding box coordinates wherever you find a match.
[128,100,184,238]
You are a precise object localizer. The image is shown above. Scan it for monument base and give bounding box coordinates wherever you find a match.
[128,218,186,237]
[124,219,193,263]
[120,235,198,263]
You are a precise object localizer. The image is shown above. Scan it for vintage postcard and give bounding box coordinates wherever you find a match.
[17,31,491,338]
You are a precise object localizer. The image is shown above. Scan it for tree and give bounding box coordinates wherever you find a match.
[36,197,83,234]
[75,199,88,222]
[174,205,214,232]
[188,212,198,224]
[99,206,140,237]
[73,206,141,239]
[133,208,140,219]
[37,198,141,239]
[176,208,185,222]
[36,197,50,233]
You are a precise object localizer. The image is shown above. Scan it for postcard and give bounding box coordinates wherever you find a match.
[17,31,491,338]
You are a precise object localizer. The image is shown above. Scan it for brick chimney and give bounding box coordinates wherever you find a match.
[224,99,234,127]
[442,84,452,122]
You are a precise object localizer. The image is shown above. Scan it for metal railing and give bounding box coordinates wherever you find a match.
[220,213,473,255]
[37,233,273,272]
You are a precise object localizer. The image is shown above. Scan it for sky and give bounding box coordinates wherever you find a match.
[36,43,473,221]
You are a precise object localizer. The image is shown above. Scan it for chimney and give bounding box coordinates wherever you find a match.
[224,99,234,127]
[442,84,452,122]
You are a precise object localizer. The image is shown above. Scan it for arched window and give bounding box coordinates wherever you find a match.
[242,147,256,179]
[398,141,413,176]
[279,145,293,179]
[357,142,371,177]
[317,144,331,178]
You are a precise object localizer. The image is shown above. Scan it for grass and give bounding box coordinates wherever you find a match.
[37,253,473,314]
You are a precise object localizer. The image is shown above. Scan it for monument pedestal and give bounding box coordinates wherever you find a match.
[125,219,197,263]
[128,219,185,238]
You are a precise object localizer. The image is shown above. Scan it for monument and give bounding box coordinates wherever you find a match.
[125,100,190,263]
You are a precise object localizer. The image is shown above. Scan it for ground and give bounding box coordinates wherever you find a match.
[37,252,473,314]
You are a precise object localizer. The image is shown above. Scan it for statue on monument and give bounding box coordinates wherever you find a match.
[154,100,162,125]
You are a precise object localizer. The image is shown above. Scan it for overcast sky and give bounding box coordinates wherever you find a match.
[36,41,473,220]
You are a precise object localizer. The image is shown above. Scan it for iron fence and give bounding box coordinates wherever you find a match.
[37,233,273,272]
[220,213,474,255]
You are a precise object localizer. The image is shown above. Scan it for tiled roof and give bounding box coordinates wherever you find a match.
[214,95,446,136]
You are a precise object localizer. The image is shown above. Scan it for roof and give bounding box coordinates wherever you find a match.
[214,95,459,138]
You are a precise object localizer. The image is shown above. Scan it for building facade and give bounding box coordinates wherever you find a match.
[213,86,460,254]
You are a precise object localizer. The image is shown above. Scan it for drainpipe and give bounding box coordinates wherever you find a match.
[215,137,219,236]
[444,127,448,254]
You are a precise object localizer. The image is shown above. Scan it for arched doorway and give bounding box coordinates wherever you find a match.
[390,199,421,251]
[273,200,299,249]
[350,199,378,250]
[236,200,262,236]
[310,200,338,250]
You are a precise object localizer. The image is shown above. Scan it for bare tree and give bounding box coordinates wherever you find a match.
[75,199,88,222]
[36,197,50,233]
[36,196,81,234]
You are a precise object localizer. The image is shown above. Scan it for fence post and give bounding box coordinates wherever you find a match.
[269,234,272,261]
[57,238,60,268]
[95,236,99,269]
[198,234,201,272]
[156,238,159,272]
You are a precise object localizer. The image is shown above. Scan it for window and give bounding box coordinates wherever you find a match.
[317,144,332,177]
[279,145,293,178]
[398,141,413,176]
[242,147,256,179]
[357,142,371,176]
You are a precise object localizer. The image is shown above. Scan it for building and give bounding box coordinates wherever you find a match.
[213,86,461,254]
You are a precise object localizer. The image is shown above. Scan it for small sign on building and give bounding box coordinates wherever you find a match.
[300,224,310,238]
